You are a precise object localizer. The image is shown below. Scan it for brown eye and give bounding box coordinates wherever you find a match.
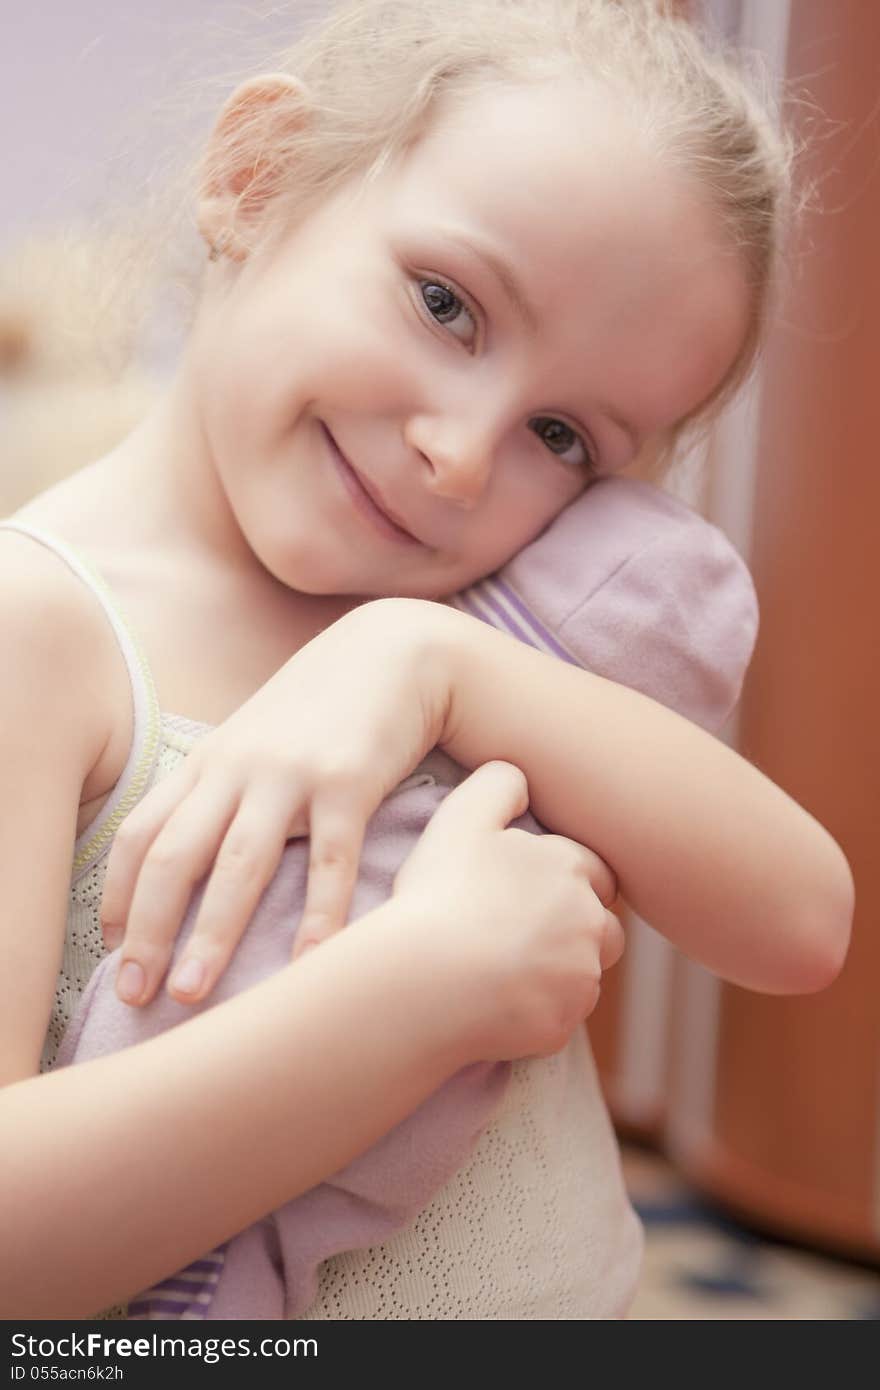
[530,416,594,472]
[417,278,478,348]
[421,282,459,321]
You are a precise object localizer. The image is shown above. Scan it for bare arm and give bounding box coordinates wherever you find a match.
[102,593,853,1003]
[1,904,468,1318]
[424,600,854,995]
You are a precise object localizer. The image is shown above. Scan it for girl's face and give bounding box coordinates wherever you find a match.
[190,78,749,598]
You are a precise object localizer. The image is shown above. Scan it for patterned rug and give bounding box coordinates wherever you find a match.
[622,1143,880,1320]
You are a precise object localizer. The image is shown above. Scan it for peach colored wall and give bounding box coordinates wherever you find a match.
[691,0,880,1253]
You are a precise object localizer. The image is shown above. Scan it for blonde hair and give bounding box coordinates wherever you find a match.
[198,0,801,480]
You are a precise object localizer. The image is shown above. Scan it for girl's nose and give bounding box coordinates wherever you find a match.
[404,413,497,508]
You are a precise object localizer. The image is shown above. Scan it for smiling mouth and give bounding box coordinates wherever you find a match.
[321,423,422,546]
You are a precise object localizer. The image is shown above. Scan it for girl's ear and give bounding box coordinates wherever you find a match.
[197,74,312,262]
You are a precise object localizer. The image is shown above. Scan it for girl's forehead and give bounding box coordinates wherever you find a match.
[400,76,649,190]
[379,79,714,287]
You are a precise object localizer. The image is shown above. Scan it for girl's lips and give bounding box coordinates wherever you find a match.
[322,423,422,546]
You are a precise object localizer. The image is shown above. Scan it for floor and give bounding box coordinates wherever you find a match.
[621,1143,880,1320]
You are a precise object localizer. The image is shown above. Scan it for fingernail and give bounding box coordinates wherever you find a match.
[117,960,145,1004]
[171,958,205,996]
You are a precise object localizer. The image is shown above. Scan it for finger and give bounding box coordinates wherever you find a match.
[114,779,239,1005]
[580,849,618,909]
[532,835,617,909]
[292,787,369,960]
[167,784,295,1001]
[419,761,529,842]
[599,909,625,972]
[100,762,199,948]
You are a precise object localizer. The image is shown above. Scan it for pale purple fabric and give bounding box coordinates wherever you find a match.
[452,476,759,733]
[57,475,758,1320]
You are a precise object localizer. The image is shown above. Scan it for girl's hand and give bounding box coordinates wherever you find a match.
[393,760,624,1060]
[100,599,451,1006]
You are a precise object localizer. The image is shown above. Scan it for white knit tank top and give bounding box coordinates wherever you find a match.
[2,520,644,1319]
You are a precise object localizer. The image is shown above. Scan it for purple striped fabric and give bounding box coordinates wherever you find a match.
[128,1247,226,1320]
[452,577,581,666]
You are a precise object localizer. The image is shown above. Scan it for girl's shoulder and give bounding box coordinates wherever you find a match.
[0,526,131,1082]
[0,523,133,816]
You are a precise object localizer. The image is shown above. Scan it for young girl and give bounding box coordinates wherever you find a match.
[0,0,852,1320]
[54,469,762,1321]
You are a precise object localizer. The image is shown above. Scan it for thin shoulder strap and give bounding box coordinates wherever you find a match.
[0,520,162,882]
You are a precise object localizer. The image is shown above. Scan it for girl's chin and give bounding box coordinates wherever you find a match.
[261,529,456,599]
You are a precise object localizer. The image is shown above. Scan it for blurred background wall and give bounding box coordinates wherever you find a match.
[0,2,310,252]
[0,1,311,508]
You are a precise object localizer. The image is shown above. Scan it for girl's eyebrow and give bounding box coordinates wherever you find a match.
[432,228,541,336]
